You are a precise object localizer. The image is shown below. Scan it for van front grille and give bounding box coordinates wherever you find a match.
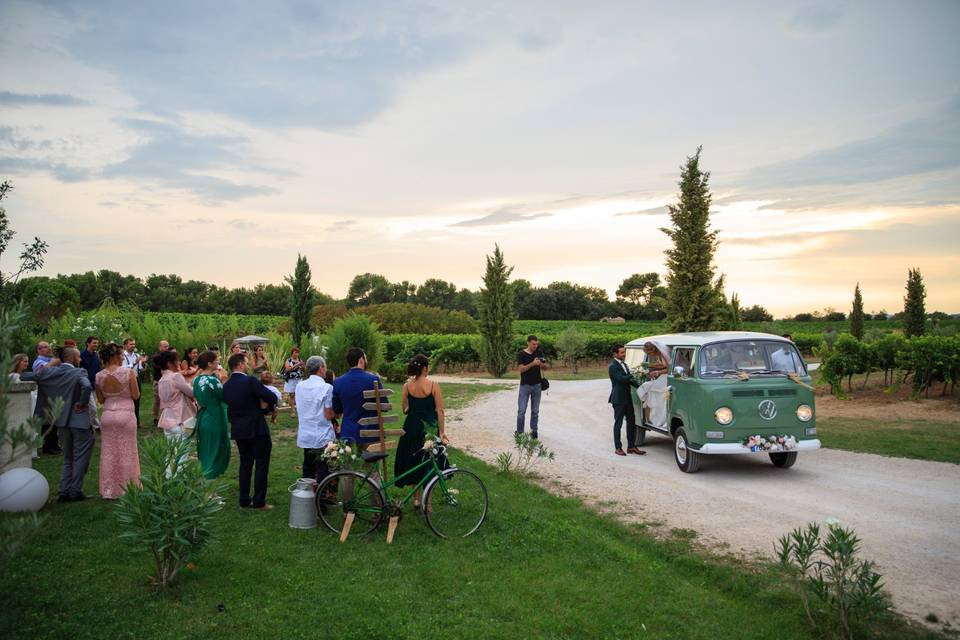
[768,389,798,397]
[731,390,766,398]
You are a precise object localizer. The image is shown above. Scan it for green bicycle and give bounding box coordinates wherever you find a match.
[315,438,489,539]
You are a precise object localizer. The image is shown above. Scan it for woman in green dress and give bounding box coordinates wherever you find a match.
[193,351,231,479]
[395,354,449,504]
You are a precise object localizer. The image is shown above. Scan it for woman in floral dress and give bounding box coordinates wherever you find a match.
[193,351,231,479]
[95,342,141,499]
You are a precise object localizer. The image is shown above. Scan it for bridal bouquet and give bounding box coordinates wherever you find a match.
[743,434,797,452]
[320,439,359,470]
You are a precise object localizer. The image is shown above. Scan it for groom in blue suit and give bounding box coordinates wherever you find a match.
[223,352,278,509]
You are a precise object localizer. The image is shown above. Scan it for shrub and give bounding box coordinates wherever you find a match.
[496,433,555,474]
[357,303,476,334]
[114,436,223,587]
[776,521,889,639]
[324,314,385,375]
[555,326,589,373]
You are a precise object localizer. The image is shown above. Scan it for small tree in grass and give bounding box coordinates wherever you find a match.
[903,269,926,338]
[477,244,514,377]
[849,283,865,340]
[115,436,223,587]
[325,314,385,375]
[286,254,315,347]
[555,326,588,373]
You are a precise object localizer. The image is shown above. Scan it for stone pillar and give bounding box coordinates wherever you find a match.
[1,381,38,473]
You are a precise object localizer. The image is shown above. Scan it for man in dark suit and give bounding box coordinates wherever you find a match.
[21,347,94,501]
[608,344,645,457]
[223,352,278,510]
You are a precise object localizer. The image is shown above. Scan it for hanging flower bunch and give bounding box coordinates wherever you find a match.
[320,439,359,470]
[742,434,798,452]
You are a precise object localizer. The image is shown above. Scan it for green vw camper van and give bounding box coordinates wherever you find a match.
[625,332,820,473]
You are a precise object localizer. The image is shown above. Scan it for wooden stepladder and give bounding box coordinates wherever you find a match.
[356,381,405,543]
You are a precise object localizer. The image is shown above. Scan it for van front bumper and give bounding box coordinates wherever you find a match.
[693,439,821,455]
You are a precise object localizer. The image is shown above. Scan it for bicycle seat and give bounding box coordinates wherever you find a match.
[362,451,389,464]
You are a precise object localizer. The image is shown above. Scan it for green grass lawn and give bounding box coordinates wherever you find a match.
[0,385,940,640]
[818,417,960,464]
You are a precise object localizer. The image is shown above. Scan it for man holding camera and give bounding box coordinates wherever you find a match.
[516,334,548,439]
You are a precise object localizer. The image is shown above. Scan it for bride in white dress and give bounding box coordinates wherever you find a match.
[637,341,671,428]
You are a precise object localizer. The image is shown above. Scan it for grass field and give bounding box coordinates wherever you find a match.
[0,386,942,640]
[817,417,960,464]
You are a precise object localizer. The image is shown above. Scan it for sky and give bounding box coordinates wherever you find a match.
[0,0,958,316]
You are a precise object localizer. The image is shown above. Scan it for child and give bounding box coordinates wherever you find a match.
[260,371,282,423]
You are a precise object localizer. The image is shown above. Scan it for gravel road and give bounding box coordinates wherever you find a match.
[444,377,960,626]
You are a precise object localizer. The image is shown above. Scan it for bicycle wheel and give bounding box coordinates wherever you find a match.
[315,471,385,536]
[423,468,489,538]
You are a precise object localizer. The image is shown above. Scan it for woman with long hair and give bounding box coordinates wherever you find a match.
[95,342,141,499]
[155,350,196,440]
[180,346,200,384]
[192,350,231,479]
[394,354,449,506]
[249,344,269,375]
[9,353,29,382]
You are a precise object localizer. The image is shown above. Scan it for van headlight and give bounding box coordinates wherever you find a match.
[796,404,813,422]
[714,407,734,425]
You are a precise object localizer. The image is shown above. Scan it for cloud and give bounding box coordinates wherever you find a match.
[738,94,960,209]
[96,118,277,201]
[615,205,669,217]
[787,5,844,36]
[0,90,88,107]
[726,212,960,258]
[452,206,553,227]
[44,1,505,130]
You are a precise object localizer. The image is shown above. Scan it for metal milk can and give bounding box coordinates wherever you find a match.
[288,478,318,529]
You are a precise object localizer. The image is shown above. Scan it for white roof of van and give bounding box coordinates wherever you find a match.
[625,331,792,348]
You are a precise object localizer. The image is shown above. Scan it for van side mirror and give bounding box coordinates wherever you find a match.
[673,366,686,378]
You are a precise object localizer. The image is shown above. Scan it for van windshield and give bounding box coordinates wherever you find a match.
[698,341,806,377]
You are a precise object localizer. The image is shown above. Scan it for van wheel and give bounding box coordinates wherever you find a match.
[674,428,701,473]
[769,452,798,468]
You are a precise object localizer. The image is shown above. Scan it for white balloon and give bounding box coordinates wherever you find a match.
[0,468,50,512]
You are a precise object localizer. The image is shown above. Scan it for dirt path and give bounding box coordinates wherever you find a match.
[446,379,960,627]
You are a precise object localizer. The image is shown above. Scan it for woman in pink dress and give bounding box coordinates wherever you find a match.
[95,342,141,499]
[155,350,196,439]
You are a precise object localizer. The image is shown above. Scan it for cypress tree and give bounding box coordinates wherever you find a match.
[478,244,514,377]
[849,283,865,340]
[729,292,743,330]
[903,268,926,337]
[285,254,315,347]
[661,147,722,332]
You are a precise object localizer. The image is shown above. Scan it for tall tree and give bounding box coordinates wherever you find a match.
[728,292,743,330]
[346,273,393,307]
[616,273,660,306]
[849,283,865,340]
[903,268,926,337]
[661,148,722,332]
[477,244,514,377]
[286,254,315,347]
[416,278,458,308]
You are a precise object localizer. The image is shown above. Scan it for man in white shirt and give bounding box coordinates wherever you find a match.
[295,356,336,482]
[122,338,148,427]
